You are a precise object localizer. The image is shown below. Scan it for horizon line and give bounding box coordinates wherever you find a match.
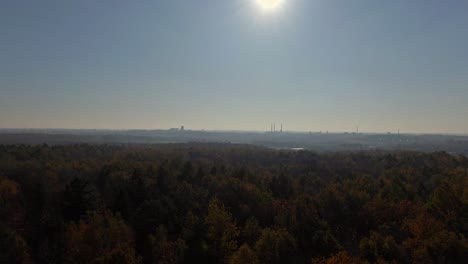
[0,127,467,136]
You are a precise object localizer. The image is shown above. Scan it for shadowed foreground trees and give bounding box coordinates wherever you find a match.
[65,211,139,264]
[0,144,467,263]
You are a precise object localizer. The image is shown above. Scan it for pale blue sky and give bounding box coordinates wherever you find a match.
[1,0,467,133]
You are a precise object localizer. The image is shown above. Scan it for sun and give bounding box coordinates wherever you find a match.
[255,0,284,12]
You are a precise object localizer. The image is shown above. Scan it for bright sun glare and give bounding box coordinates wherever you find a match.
[256,0,284,12]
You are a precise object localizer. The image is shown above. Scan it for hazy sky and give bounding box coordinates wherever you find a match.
[1,0,468,133]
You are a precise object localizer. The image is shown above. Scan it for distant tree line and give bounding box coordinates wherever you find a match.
[0,143,467,263]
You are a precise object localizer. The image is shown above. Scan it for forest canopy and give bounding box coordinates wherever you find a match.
[0,143,467,263]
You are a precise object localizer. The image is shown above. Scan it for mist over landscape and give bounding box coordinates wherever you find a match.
[2,128,468,156]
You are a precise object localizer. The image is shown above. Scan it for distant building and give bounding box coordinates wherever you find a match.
[181,126,184,131]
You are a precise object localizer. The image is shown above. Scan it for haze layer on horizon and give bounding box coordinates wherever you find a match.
[1,0,467,133]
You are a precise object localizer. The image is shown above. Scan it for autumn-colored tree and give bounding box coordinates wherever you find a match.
[148,225,187,264]
[359,232,399,262]
[229,244,259,264]
[65,211,140,264]
[205,198,240,261]
[242,217,261,246]
[0,177,25,229]
[254,228,297,264]
[90,247,141,264]
[292,194,340,257]
[428,182,467,233]
[131,197,179,245]
[312,251,360,264]
[402,211,468,263]
[0,144,467,263]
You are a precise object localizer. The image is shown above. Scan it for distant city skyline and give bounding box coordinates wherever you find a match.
[1,0,468,133]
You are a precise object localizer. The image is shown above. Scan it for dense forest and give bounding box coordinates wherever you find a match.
[0,143,467,264]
